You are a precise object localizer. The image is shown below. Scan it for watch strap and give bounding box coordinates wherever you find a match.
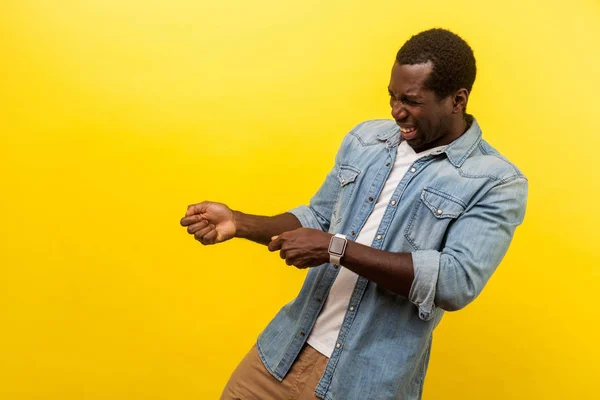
[330,253,342,265]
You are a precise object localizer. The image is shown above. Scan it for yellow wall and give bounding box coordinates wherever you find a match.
[1,0,598,398]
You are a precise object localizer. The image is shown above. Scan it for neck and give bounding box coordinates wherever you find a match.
[444,114,472,144]
[412,114,473,153]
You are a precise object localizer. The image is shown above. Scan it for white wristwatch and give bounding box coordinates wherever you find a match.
[328,233,348,265]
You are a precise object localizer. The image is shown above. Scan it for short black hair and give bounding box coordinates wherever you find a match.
[396,28,476,101]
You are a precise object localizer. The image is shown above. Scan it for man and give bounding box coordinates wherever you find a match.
[180,28,528,400]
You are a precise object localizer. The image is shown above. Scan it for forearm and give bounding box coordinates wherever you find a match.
[341,241,415,297]
[233,211,302,246]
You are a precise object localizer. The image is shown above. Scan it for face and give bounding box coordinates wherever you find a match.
[388,62,456,152]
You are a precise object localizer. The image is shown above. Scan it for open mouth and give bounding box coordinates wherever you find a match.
[399,126,418,140]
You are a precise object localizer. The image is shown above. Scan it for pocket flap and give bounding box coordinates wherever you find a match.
[421,189,465,219]
[337,165,360,186]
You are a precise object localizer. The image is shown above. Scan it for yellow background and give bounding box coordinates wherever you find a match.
[1,0,599,399]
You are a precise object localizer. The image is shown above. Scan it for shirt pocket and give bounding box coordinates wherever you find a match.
[332,165,361,228]
[404,188,466,251]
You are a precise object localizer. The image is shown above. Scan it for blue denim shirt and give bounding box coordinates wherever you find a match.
[256,118,528,400]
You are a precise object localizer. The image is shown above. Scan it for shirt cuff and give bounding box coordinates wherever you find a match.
[287,205,325,231]
[409,250,441,321]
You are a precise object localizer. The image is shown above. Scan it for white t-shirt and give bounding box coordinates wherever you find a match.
[306,140,446,357]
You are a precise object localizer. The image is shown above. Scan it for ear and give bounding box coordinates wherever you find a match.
[452,89,469,114]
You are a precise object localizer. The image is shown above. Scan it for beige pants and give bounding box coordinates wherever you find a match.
[220,343,328,400]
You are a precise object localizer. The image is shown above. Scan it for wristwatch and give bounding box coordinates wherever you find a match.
[328,233,348,265]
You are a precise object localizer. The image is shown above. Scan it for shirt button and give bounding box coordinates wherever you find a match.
[333,264,339,269]
[351,231,356,236]
[437,209,443,215]
[377,235,382,240]
[336,343,341,349]
[368,197,374,202]
[316,298,322,303]
[341,179,345,184]
[386,162,390,166]
[300,331,306,336]
[349,306,354,311]
[411,167,417,173]
[391,200,396,206]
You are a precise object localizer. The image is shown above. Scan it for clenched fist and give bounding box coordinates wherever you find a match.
[268,228,332,269]
[180,201,236,245]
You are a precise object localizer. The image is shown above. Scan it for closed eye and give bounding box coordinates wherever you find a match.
[388,89,423,106]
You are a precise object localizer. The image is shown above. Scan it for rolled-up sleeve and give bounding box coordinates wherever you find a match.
[288,205,329,231]
[409,176,528,321]
[409,250,441,321]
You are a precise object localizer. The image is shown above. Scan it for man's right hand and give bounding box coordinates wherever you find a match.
[180,201,237,245]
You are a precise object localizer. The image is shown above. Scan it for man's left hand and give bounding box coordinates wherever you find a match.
[268,228,332,269]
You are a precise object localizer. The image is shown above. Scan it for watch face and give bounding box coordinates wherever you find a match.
[329,237,346,255]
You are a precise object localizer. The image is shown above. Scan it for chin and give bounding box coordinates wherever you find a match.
[405,137,425,149]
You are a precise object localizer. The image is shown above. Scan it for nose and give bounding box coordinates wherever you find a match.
[391,100,408,120]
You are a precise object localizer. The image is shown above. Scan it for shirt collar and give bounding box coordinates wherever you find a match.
[377,117,482,167]
[442,117,482,168]
[376,125,401,148]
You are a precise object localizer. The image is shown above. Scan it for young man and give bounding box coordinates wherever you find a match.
[181,28,528,400]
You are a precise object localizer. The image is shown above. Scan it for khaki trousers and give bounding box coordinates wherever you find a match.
[220,343,328,400]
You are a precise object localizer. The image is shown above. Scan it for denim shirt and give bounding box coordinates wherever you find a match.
[256,118,528,400]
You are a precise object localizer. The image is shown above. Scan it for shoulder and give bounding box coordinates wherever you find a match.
[461,139,527,183]
[343,119,398,147]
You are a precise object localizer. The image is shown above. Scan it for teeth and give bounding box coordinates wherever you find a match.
[400,127,416,133]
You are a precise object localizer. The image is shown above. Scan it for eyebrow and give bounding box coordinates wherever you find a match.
[387,87,423,100]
